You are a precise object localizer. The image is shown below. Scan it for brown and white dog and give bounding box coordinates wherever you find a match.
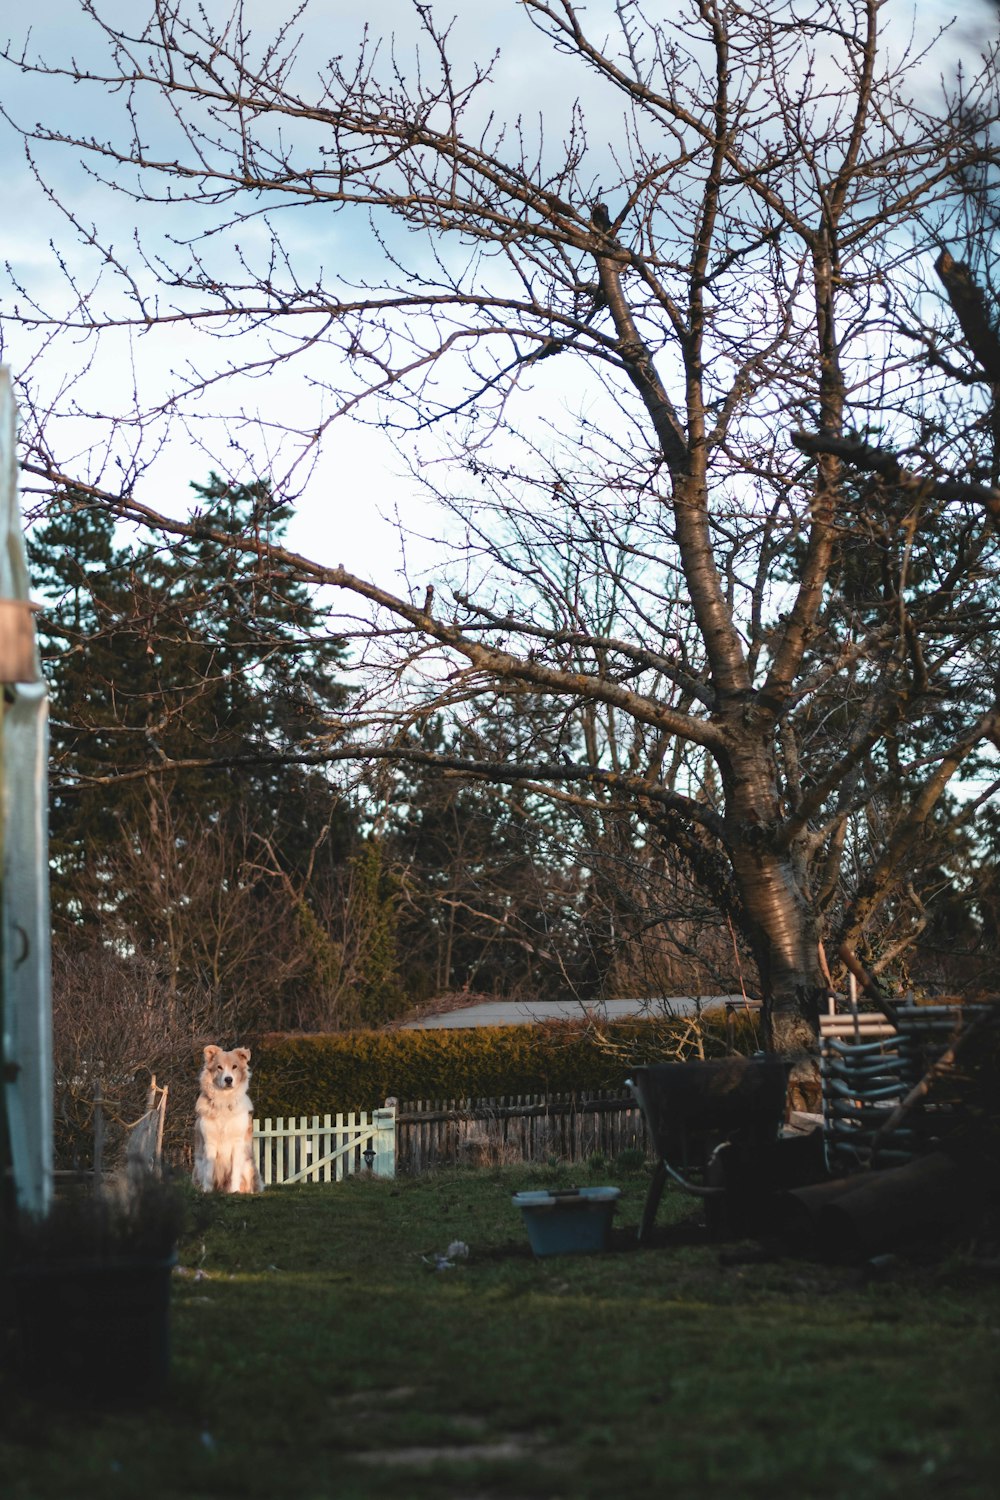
[193,1045,262,1194]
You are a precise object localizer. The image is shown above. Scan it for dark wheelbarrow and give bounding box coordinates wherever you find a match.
[628,1058,794,1242]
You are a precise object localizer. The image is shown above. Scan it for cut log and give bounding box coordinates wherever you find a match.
[783,1152,969,1260]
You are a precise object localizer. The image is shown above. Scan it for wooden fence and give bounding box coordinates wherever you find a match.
[394,1092,650,1174]
[254,1093,650,1183]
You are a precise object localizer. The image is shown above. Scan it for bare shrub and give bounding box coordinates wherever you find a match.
[50,939,230,1170]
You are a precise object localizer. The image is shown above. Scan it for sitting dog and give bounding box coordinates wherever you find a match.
[193,1044,262,1193]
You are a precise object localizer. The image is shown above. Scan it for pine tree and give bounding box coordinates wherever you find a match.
[385,712,591,999]
[30,479,355,969]
[28,493,142,903]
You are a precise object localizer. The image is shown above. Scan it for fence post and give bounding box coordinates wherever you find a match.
[373,1099,397,1179]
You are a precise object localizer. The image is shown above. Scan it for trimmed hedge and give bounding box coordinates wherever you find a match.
[249,1011,758,1117]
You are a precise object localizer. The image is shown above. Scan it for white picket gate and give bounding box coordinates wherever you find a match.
[254,1105,396,1187]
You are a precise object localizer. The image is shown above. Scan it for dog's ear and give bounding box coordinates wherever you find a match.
[203,1044,220,1064]
[236,1047,251,1064]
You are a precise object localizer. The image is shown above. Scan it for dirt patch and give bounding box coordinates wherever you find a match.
[329,1384,417,1407]
[351,1433,547,1469]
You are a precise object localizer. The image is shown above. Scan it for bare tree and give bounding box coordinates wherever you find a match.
[4,1,1000,1082]
[90,795,408,1033]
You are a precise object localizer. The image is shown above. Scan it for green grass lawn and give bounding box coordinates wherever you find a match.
[2,1159,998,1499]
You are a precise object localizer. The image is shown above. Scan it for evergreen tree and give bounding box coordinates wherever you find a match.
[27,493,141,900]
[385,712,592,999]
[349,838,406,1025]
[30,478,354,964]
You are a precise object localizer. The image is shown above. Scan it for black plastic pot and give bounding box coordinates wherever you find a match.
[9,1252,175,1401]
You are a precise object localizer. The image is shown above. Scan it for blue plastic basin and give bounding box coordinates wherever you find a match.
[512,1186,620,1257]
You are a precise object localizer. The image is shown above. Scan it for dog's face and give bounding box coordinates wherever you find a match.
[201,1044,251,1094]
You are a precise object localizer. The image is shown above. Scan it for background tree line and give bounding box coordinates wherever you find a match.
[32,476,783,1152]
[27,472,1000,1159]
[34,475,1000,1030]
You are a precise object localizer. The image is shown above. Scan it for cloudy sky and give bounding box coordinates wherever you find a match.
[0,0,995,595]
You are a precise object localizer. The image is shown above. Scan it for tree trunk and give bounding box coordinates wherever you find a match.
[723,740,825,1098]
